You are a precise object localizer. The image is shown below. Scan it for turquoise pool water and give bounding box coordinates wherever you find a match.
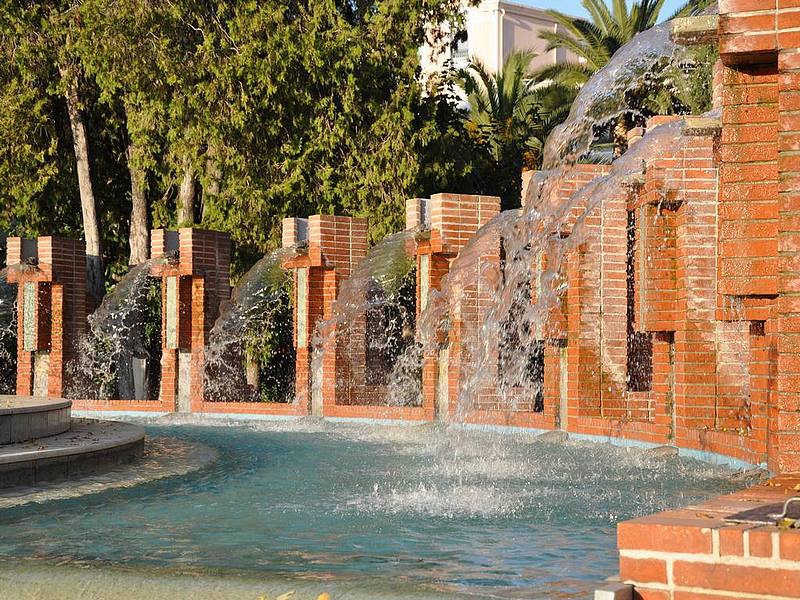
[0,420,743,599]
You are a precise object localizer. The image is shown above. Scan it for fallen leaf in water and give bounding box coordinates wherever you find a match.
[276,593,295,600]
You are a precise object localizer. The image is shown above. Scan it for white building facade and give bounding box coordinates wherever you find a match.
[421,0,576,81]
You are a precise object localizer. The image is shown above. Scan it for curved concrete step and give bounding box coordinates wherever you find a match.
[0,418,145,488]
[0,396,71,444]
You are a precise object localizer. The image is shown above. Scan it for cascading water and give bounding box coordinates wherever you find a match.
[67,261,162,400]
[204,248,297,403]
[543,1,718,168]
[386,11,725,423]
[543,22,678,167]
[311,230,419,408]
[0,268,17,394]
[433,122,688,421]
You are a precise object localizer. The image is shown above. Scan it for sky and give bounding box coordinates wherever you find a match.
[518,0,689,21]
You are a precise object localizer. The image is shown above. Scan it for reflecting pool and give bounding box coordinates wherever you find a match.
[0,420,744,599]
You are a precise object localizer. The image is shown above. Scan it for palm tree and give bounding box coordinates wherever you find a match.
[536,0,711,88]
[456,50,550,210]
[535,0,713,156]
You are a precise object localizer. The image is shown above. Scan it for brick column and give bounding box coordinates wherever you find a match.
[282,215,368,416]
[409,194,500,419]
[6,236,87,397]
[151,228,230,412]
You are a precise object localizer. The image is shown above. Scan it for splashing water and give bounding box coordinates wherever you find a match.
[67,261,162,400]
[311,230,420,409]
[205,248,298,403]
[380,7,729,423]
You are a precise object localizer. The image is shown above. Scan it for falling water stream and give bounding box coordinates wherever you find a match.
[0,268,17,394]
[67,260,162,400]
[311,230,421,408]
[205,247,298,403]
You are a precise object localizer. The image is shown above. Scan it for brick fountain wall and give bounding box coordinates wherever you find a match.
[6,236,88,398]
[26,2,800,595]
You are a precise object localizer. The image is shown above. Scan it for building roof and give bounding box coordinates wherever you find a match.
[471,0,580,22]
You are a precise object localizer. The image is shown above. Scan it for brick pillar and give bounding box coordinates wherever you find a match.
[408,194,500,419]
[599,185,629,417]
[777,45,800,472]
[150,228,230,412]
[282,215,368,415]
[563,180,629,420]
[6,236,87,397]
[671,126,721,444]
[717,0,800,472]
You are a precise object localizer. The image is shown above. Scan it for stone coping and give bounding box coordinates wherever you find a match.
[670,14,719,46]
[0,396,71,415]
[618,476,800,599]
[0,436,218,509]
[0,419,143,466]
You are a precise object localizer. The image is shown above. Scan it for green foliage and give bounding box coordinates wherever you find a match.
[0,0,475,279]
[668,45,718,115]
[196,0,468,248]
[455,51,563,210]
[241,281,295,403]
[0,1,135,284]
[670,0,717,20]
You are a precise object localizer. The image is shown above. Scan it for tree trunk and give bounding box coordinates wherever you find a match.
[177,159,196,226]
[201,146,222,222]
[62,66,104,301]
[613,115,630,159]
[127,141,149,266]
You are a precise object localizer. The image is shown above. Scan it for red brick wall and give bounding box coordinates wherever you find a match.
[6,236,87,397]
[151,228,230,410]
[281,216,368,415]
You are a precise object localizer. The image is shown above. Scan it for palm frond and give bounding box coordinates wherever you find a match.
[669,0,714,19]
[532,62,594,88]
[583,0,615,34]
